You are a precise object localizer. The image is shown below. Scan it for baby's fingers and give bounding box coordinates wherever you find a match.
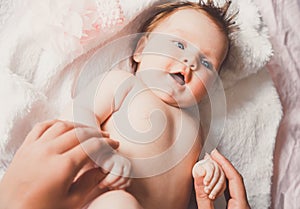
[109,177,131,190]
[202,155,215,186]
[97,158,115,188]
[204,162,220,195]
[193,158,215,186]
[208,169,226,199]
[98,154,131,189]
[192,161,206,178]
[193,156,211,176]
[99,172,121,189]
[108,161,131,190]
[106,165,130,190]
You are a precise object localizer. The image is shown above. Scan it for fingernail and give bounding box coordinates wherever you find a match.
[108,140,119,149]
[209,194,215,199]
[98,183,106,189]
[113,140,120,147]
[204,153,211,159]
[204,187,210,194]
[101,131,110,137]
[212,148,220,154]
[100,167,109,174]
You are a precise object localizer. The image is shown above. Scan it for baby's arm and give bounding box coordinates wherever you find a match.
[192,153,226,200]
[61,70,136,190]
[62,70,135,126]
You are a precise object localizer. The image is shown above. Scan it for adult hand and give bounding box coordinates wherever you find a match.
[210,149,251,209]
[0,120,119,209]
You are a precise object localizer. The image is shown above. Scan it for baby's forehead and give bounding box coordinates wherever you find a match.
[165,9,228,44]
[155,8,222,32]
[149,9,227,45]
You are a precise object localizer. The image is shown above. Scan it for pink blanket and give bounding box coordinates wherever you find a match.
[253,0,300,208]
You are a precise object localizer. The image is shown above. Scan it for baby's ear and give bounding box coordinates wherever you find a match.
[133,36,148,62]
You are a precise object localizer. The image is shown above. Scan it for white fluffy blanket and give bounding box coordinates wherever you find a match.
[0,0,282,208]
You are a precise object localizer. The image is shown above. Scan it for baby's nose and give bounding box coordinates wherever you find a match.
[182,56,197,71]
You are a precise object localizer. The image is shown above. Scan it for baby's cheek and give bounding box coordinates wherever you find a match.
[192,82,207,103]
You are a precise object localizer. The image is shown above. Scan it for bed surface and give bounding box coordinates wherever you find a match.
[252,0,300,208]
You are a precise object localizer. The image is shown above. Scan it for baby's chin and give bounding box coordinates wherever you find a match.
[151,89,201,108]
[161,97,200,109]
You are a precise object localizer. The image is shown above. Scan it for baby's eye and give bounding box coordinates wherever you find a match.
[174,41,185,50]
[201,58,213,70]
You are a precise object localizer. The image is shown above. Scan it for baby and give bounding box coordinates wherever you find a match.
[62,1,236,209]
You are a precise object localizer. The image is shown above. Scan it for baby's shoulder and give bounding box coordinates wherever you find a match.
[98,69,140,91]
[105,69,148,91]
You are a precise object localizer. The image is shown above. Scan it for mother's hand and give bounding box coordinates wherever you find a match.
[0,120,119,209]
[211,149,251,209]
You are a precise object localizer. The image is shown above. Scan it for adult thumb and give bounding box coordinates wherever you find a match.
[193,163,214,209]
[194,177,215,209]
[70,167,107,203]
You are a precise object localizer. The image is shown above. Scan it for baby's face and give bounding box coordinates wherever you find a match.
[134,8,228,108]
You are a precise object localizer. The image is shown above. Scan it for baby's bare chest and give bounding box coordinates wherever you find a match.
[102,92,201,177]
[103,90,200,151]
[103,91,201,208]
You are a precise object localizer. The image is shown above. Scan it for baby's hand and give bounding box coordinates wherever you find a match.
[192,153,226,200]
[97,152,131,190]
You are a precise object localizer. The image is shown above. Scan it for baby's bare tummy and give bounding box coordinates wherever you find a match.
[102,92,201,209]
[127,163,195,209]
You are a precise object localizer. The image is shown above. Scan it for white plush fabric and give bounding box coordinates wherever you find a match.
[0,0,128,179]
[0,0,282,209]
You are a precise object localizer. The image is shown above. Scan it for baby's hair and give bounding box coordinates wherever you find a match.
[139,0,238,38]
[132,0,239,71]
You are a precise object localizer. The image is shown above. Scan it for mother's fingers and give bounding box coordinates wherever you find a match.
[193,175,215,209]
[208,168,225,199]
[39,121,77,141]
[64,137,119,173]
[69,167,108,201]
[210,149,248,201]
[49,126,103,153]
[24,120,59,144]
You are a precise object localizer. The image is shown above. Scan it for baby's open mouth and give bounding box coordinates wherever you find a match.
[170,73,185,85]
